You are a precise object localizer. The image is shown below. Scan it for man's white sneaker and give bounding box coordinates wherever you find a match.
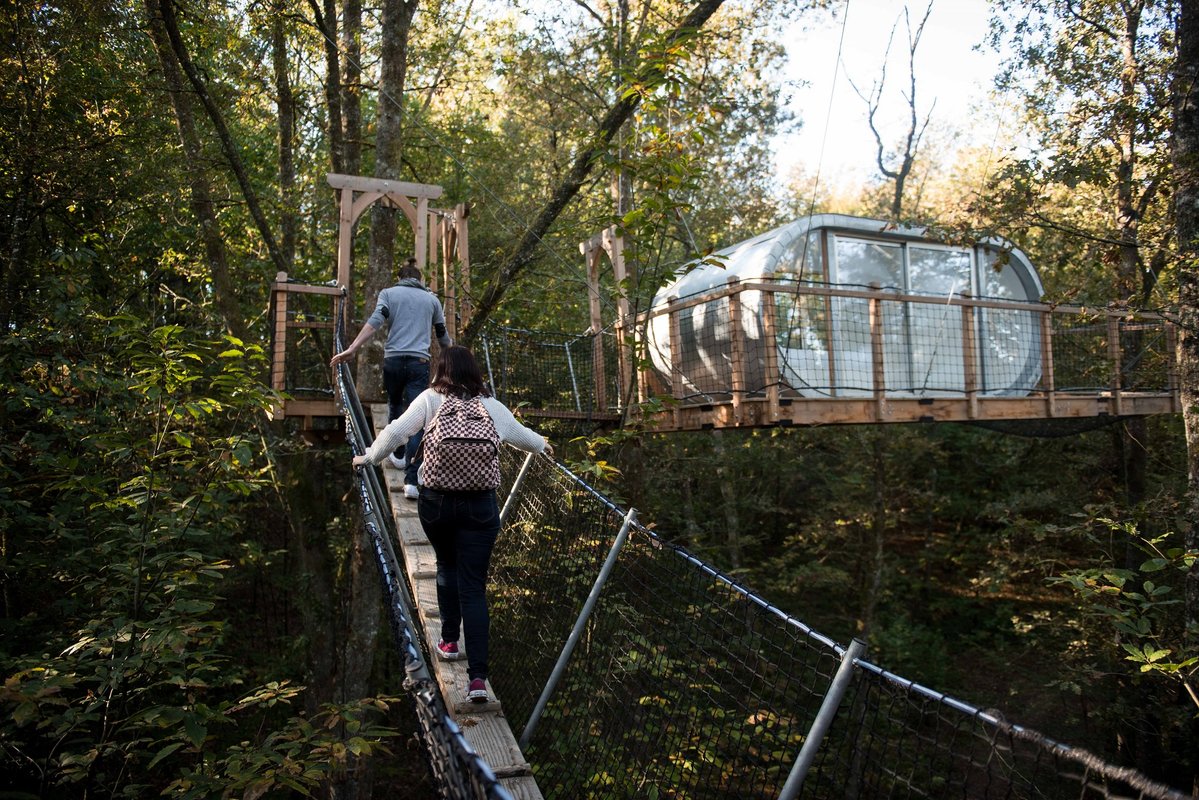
[388,454,407,470]
[404,484,419,500]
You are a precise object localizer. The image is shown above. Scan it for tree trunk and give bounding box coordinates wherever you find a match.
[155,0,288,276]
[272,9,297,269]
[357,0,418,402]
[1173,0,1199,681]
[144,0,247,340]
[342,0,363,176]
[860,428,887,638]
[310,0,344,175]
[711,430,742,569]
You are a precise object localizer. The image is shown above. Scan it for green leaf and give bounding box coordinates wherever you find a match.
[147,741,185,769]
[183,715,207,748]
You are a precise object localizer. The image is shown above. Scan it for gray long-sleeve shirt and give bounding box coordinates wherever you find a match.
[365,278,450,358]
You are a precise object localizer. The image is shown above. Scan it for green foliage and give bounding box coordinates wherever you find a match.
[0,309,400,795]
[1051,518,1198,710]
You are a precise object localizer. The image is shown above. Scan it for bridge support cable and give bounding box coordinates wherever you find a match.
[778,637,868,800]
[333,318,516,800]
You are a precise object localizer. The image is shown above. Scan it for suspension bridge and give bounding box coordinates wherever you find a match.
[286,174,1187,797]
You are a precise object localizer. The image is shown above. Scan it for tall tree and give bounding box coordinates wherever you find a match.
[986,0,1176,518]
[1173,0,1199,674]
[155,0,289,276]
[460,0,729,344]
[145,0,247,338]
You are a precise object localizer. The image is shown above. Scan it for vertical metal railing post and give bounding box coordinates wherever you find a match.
[778,637,867,800]
[565,340,582,411]
[499,451,538,527]
[518,508,638,750]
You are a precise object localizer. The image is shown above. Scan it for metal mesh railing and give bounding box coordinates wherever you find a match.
[269,277,340,399]
[488,448,1189,800]
[479,325,623,415]
[645,280,1175,405]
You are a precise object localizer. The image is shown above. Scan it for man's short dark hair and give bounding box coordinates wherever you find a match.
[398,257,420,281]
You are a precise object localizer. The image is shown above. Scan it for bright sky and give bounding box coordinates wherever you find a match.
[774,0,1000,191]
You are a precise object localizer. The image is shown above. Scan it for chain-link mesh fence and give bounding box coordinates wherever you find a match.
[479,325,623,415]
[489,448,1189,800]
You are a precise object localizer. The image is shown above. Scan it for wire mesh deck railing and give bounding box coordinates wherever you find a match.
[272,276,1178,432]
[637,278,1177,410]
[479,324,623,419]
[488,447,1190,800]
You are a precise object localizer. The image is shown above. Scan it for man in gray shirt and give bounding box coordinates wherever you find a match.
[331,259,451,497]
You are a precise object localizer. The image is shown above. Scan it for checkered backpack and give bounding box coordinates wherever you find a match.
[420,394,502,491]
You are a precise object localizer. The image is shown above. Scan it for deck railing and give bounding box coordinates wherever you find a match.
[267,274,1180,433]
[632,278,1179,429]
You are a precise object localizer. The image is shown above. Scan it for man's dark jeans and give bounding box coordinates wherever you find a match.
[383,354,429,485]
[418,488,500,682]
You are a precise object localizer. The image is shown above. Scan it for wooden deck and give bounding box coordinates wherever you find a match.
[372,406,543,799]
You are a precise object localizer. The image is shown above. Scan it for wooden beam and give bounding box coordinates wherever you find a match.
[327,173,444,199]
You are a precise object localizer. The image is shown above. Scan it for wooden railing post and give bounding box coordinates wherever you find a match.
[668,296,684,429]
[869,283,886,421]
[1041,310,1057,417]
[960,293,978,419]
[586,240,608,412]
[727,276,744,425]
[1166,319,1181,413]
[761,288,781,422]
[1107,314,1124,416]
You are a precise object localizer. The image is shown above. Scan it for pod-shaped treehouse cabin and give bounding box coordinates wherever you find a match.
[646,215,1045,401]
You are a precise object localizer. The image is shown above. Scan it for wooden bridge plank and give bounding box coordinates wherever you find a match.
[457,715,532,776]
[498,776,544,799]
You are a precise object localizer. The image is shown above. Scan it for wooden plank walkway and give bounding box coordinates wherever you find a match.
[372,406,543,799]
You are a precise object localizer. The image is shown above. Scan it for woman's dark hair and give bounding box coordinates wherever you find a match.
[431,345,490,399]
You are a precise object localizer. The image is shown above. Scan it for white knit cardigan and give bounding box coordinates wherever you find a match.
[362,388,547,476]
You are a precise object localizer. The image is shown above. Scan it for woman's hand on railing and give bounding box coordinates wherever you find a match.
[353,454,369,468]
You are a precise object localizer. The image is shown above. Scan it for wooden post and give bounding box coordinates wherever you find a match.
[1041,310,1057,417]
[822,230,837,396]
[271,272,289,393]
[668,296,684,429]
[583,238,607,412]
[727,276,745,425]
[1166,318,1181,412]
[761,287,781,422]
[337,186,354,306]
[415,196,429,271]
[960,293,978,419]
[606,228,630,412]
[270,273,289,420]
[1107,314,1123,416]
[456,203,472,331]
[869,283,886,421]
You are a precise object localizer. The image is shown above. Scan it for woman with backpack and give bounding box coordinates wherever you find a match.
[352,345,553,704]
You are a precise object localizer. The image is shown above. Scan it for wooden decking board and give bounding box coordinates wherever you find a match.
[498,776,543,799]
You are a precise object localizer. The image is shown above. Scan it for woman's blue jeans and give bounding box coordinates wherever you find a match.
[418,487,500,681]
